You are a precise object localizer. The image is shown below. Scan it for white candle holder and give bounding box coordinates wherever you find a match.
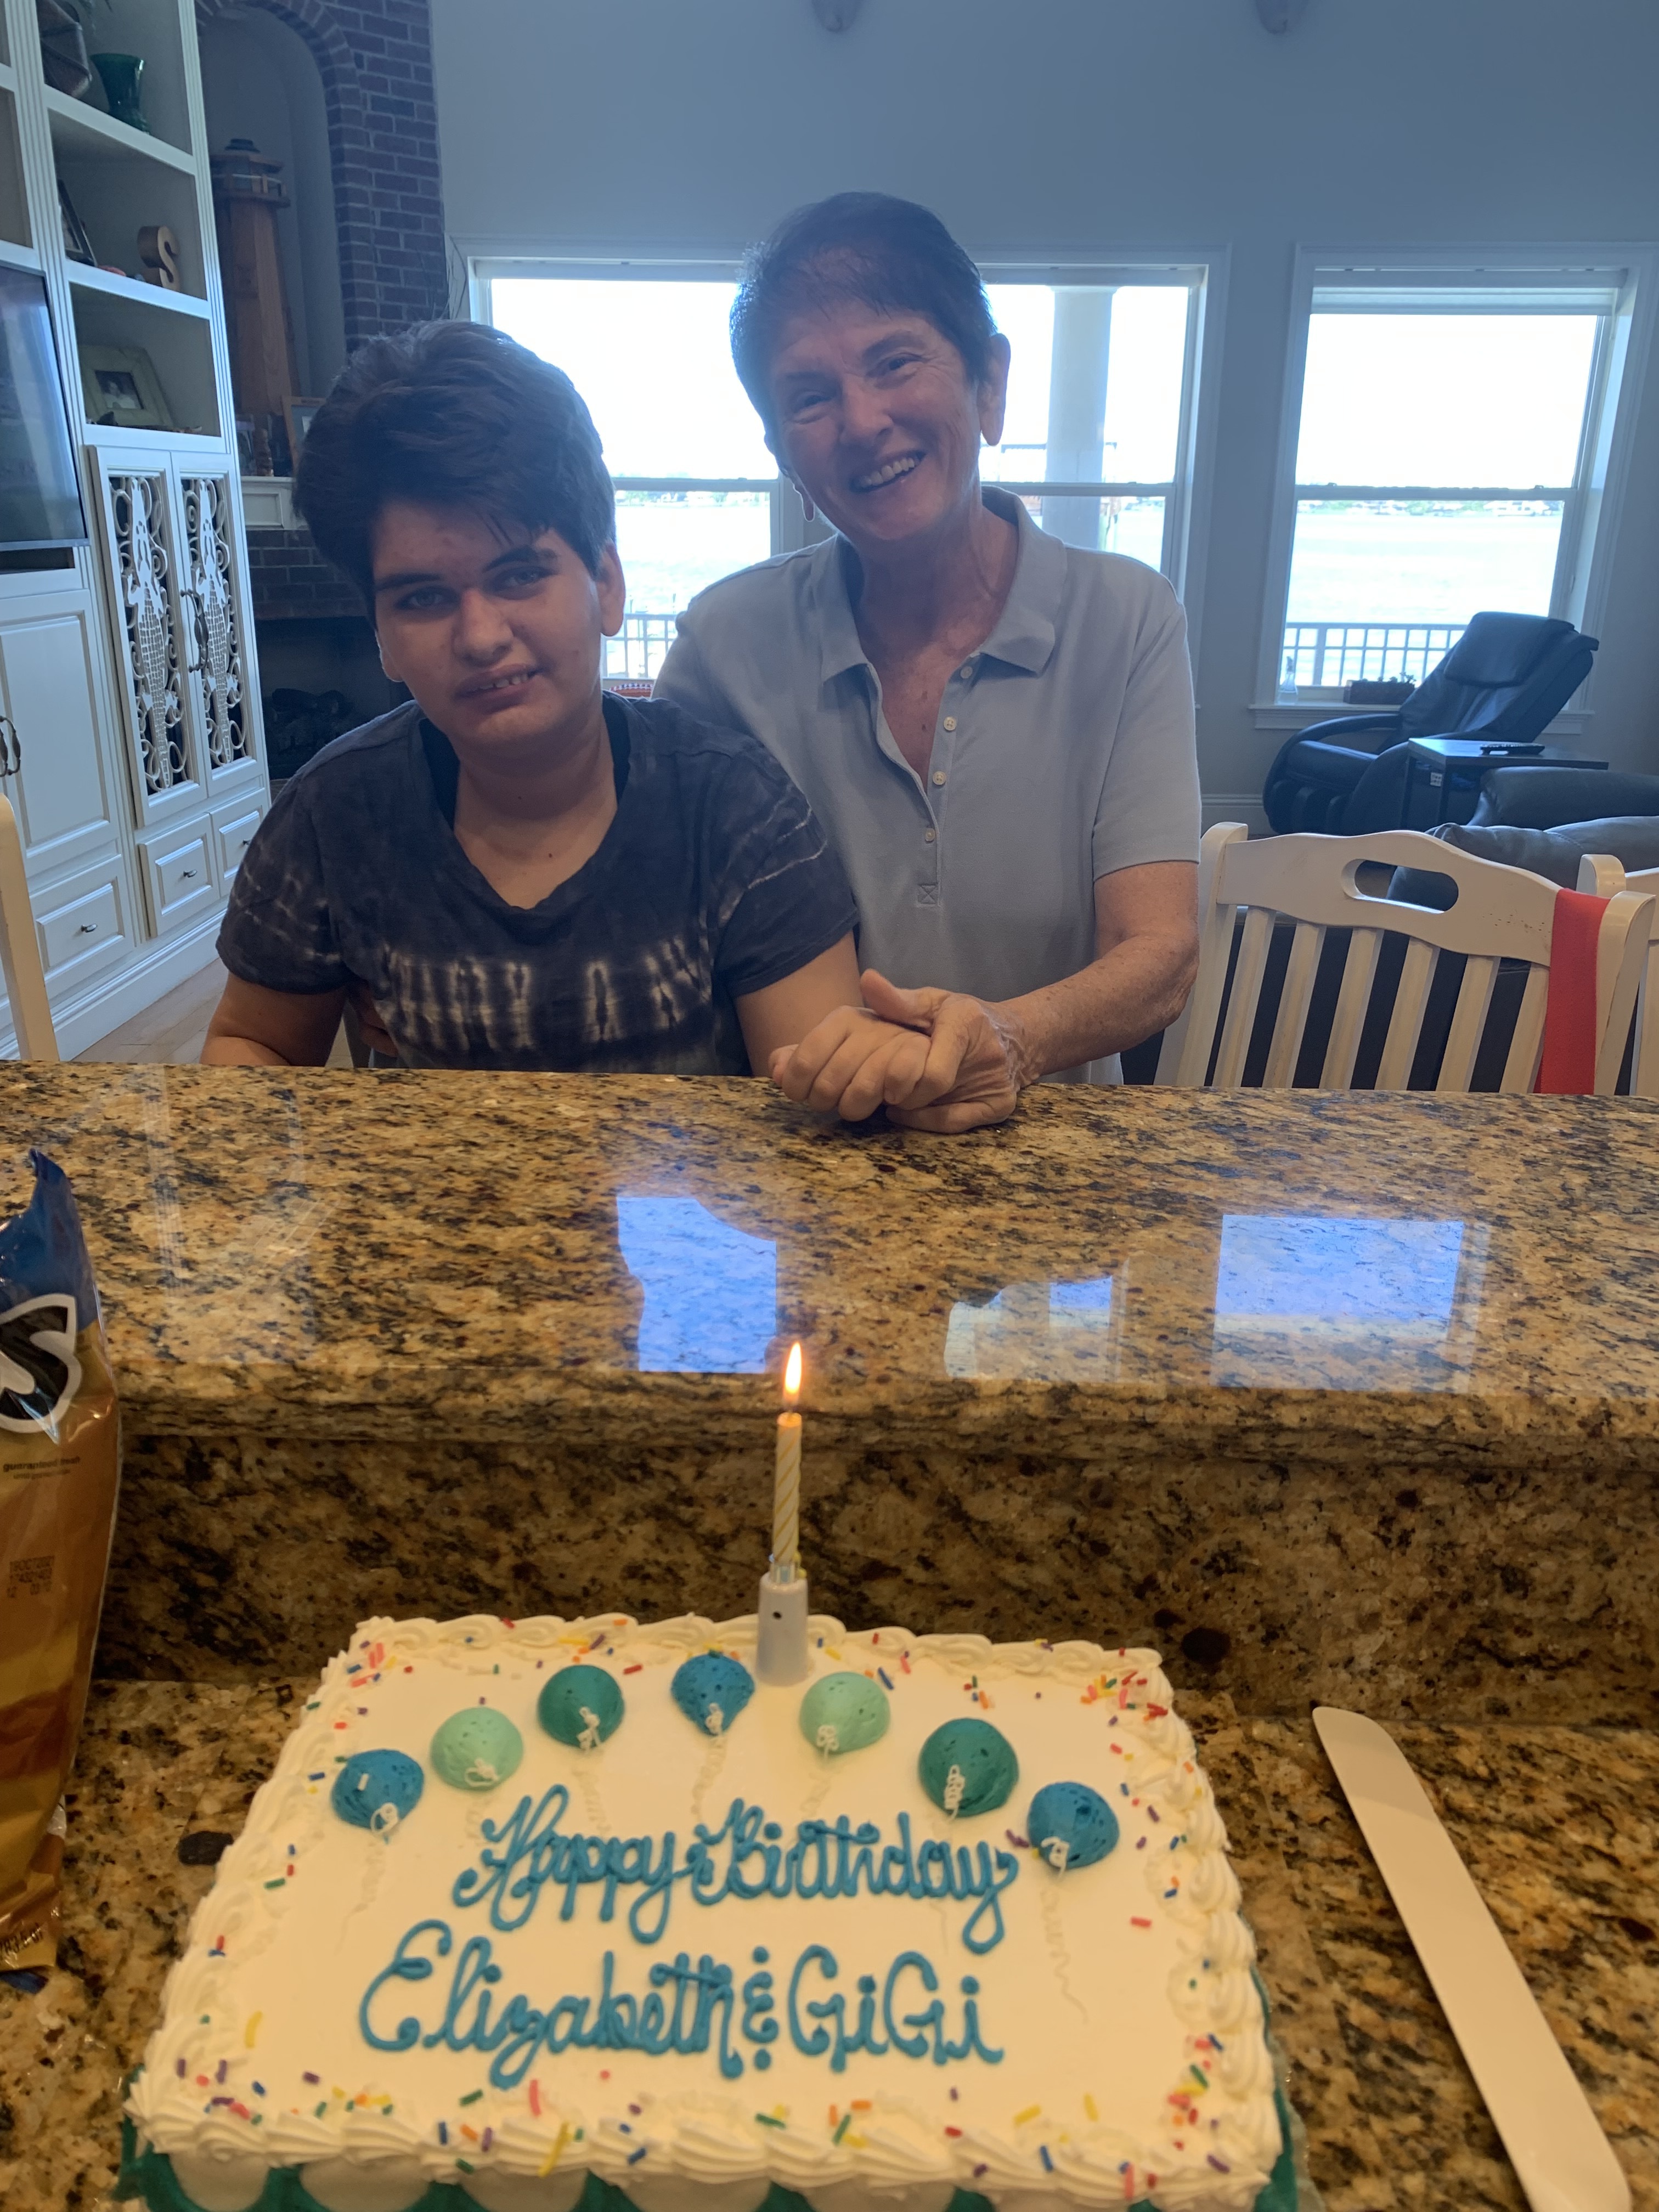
[755,1567,810,1684]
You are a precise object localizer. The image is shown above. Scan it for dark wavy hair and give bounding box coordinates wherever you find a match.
[730,193,997,438]
[294,319,616,605]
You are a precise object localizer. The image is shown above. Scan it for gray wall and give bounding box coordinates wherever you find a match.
[432,0,1659,802]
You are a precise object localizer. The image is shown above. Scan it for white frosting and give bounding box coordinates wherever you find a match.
[129,1615,1282,2212]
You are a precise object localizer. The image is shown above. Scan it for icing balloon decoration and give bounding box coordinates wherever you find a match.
[918,1717,1019,1816]
[331,1750,423,1836]
[1027,1780,1120,1871]
[538,1663,625,1750]
[799,1671,890,1756]
[430,1708,524,1792]
[671,1652,754,1737]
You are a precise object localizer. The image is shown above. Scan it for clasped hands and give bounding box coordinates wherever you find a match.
[769,969,1030,1132]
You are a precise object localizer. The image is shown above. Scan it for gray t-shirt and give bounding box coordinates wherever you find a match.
[218,694,857,1073]
[655,488,1200,1082]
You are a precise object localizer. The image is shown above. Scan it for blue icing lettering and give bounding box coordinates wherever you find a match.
[448,1796,1020,1951]
[363,1927,1001,2084]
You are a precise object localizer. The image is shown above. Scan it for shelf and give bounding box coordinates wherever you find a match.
[45,87,194,174]
[67,262,208,317]
[83,422,227,459]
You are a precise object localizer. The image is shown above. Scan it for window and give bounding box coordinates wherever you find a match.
[979,276,1201,577]
[479,262,1211,681]
[1263,253,1652,705]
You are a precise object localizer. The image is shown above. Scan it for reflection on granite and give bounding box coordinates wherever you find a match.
[5,1679,1654,2211]
[5,1063,1656,1713]
[8,1062,1659,1445]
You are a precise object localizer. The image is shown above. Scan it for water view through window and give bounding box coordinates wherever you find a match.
[1281,309,1602,690]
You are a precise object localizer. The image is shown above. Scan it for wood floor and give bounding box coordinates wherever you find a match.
[74,956,353,1067]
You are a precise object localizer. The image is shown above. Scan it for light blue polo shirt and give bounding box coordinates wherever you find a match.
[654,488,1200,1081]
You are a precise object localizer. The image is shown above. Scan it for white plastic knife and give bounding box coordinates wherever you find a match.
[1313,1706,1628,2212]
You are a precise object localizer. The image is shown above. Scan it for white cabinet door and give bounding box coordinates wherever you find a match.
[178,470,259,792]
[92,450,205,829]
[0,596,120,877]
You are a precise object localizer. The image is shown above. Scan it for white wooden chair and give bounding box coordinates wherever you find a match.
[0,795,55,1060]
[1156,823,1653,1095]
[1576,851,1659,1097]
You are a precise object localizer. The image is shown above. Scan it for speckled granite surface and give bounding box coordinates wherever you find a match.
[7,1064,1659,1713]
[3,1679,1653,2211]
[8,1062,1659,1449]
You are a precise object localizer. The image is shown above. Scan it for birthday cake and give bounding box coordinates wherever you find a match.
[121,1613,1293,2212]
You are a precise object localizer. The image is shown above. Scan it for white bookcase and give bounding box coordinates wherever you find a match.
[0,0,266,1055]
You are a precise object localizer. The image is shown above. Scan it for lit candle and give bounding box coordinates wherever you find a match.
[757,1343,809,1685]
[773,1342,803,1581]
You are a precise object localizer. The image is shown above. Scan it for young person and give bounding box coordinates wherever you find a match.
[202,320,862,1073]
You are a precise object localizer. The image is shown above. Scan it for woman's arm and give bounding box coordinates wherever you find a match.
[202,975,348,1066]
[769,861,1199,1128]
[734,934,865,1073]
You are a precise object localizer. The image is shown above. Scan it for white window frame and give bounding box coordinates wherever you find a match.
[1254,242,1659,728]
[471,250,1225,659]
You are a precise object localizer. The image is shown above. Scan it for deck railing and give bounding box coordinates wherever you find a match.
[1280,622,1465,693]
[603,612,679,682]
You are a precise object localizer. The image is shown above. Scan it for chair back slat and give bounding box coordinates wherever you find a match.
[1319,927,1383,1087]
[1156,824,1246,1083]
[1571,858,1659,1097]
[1436,953,1499,1092]
[1261,919,1325,1087]
[1594,889,1653,1093]
[0,797,55,1062]
[1637,944,1659,1098]
[1165,823,1654,1099]
[1374,936,1438,1089]
[1211,903,1275,1088]
[1499,966,1549,1092]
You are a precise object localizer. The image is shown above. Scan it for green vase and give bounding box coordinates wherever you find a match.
[90,52,150,134]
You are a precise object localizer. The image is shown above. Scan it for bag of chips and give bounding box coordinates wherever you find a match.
[0,1152,119,1976]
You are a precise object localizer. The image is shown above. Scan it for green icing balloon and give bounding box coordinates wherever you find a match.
[430,1707,523,1791]
[538,1663,625,1749]
[799,1671,890,1756]
[918,1716,1019,1816]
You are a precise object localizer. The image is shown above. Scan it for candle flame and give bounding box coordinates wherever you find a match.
[783,1342,803,1401]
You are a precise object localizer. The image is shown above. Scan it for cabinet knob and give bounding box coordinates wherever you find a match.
[179,867,199,879]
[78,922,97,934]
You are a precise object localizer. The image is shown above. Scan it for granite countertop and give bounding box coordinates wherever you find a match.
[3,1680,1653,2211]
[9,1063,1659,1464]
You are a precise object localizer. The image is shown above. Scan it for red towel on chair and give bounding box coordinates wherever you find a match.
[1536,887,1607,1094]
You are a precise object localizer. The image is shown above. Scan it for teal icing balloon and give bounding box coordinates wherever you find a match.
[430,1707,523,1791]
[1027,1780,1120,1871]
[331,1750,423,1833]
[671,1652,754,1737]
[538,1663,625,1749]
[799,1671,890,1756]
[918,1716,1019,1816]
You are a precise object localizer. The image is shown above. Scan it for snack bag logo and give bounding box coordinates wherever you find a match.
[0,1294,81,1433]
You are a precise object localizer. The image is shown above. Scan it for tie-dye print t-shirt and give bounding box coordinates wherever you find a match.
[217,695,859,1071]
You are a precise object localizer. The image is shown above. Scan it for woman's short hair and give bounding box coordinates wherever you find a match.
[730,193,997,436]
[295,319,615,604]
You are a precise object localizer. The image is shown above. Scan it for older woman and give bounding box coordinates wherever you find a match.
[653,192,1201,1131]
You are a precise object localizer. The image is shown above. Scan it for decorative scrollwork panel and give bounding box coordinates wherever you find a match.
[180,474,249,771]
[109,471,188,798]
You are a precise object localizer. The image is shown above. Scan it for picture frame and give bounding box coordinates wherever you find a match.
[78,343,173,431]
[57,177,94,267]
[285,396,323,465]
